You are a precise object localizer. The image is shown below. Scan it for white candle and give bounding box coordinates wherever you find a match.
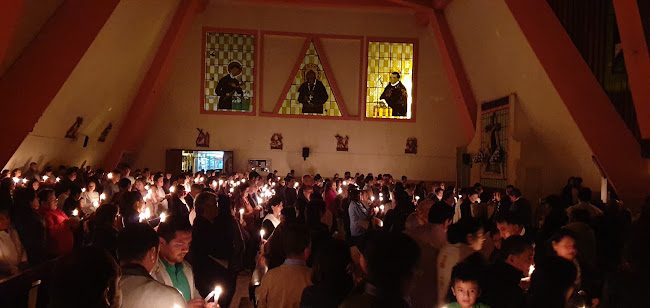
[160,212,167,222]
[107,173,113,179]
[219,179,224,186]
[294,182,299,188]
[169,186,176,193]
[380,205,385,212]
[81,188,86,193]
[55,177,61,183]
[241,179,246,183]
[415,196,420,201]
[22,178,28,184]
[72,209,79,216]
[371,196,375,202]
[229,187,234,193]
[260,229,265,239]
[42,175,49,181]
[93,201,99,208]
[100,193,106,201]
[207,285,223,303]
[12,177,19,184]
[239,208,244,221]
[338,187,343,194]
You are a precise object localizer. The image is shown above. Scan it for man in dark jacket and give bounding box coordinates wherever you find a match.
[508,188,532,229]
[483,235,533,308]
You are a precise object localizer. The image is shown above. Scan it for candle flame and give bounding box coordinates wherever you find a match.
[81,188,86,193]
[93,201,99,208]
[260,229,265,238]
[239,208,244,214]
[12,177,20,184]
[43,175,49,181]
[160,212,167,222]
[72,209,79,216]
[55,177,61,182]
[107,173,113,179]
[169,186,176,193]
[100,193,106,201]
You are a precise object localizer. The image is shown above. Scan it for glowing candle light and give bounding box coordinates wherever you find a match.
[379,196,384,202]
[43,175,49,182]
[257,196,263,204]
[277,176,280,180]
[294,182,299,188]
[371,196,375,202]
[12,177,20,184]
[81,188,86,193]
[160,212,167,222]
[229,180,234,185]
[229,188,234,193]
[415,196,420,201]
[200,177,205,182]
[93,201,99,208]
[219,179,224,186]
[145,185,150,191]
[169,186,176,193]
[194,178,199,183]
[55,177,61,182]
[343,181,347,186]
[260,229,265,239]
[239,208,244,222]
[380,205,385,212]
[100,193,106,201]
[22,178,28,184]
[241,178,246,183]
[207,285,223,303]
[107,173,113,180]
[528,264,535,276]
[338,187,343,194]
[72,209,79,216]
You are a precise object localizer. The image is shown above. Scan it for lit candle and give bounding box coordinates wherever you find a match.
[415,196,420,201]
[22,178,28,184]
[294,182,299,188]
[107,173,113,180]
[241,179,246,183]
[229,180,234,185]
[371,196,375,202]
[239,208,244,221]
[100,193,106,201]
[55,177,61,183]
[169,186,176,193]
[528,264,535,276]
[72,209,79,216]
[257,196,263,204]
[206,285,223,303]
[93,201,99,208]
[200,177,205,182]
[338,187,343,194]
[145,185,150,190]
[43,175,49,181]
[260,229,265,239]
[12,177,20,184]
[379,196,384,202]
[81,188,86,193]
[160,212,167,222]
[343,181,347,186]
[219,179,224,186]
[229,187,234,193]
[380,205,385,212]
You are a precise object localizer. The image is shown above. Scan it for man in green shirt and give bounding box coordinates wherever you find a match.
[153,216,213,308]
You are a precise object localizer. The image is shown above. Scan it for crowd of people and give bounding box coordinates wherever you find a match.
[0,163,648,308]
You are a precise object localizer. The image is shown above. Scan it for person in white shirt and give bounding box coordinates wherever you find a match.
[152,174,168,215]
[81,180,100,214]
[0,211,27,277]
[118,223,187,308]
[261,197,283,239]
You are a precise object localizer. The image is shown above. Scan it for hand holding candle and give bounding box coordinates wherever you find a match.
[206,285,223,303]
[260,229,265,239]
[239,208,244,222]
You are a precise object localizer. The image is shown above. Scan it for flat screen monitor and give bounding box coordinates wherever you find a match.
[182,150,224,173]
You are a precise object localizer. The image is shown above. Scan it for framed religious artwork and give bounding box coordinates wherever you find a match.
[201,28,257,115]
[365,38,418,121]
[479,96,510,183]
[268,35,352,118]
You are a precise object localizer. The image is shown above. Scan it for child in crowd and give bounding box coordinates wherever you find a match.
[446,262,490,308]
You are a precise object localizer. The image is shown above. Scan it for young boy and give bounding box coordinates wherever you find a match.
[447,262,490,308]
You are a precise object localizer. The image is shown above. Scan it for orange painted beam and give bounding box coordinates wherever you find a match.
[102,0,202,169]
[613,0,650,139]
[0,0,120,168]
[429,10,477,141]
[0,0,24,65]
[505,0,650,204]
[237,0,409,11]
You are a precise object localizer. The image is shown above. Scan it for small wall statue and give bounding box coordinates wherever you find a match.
[405,137,417,154]
[196,128,210,147]
[65,117,84,140]
[270,133,283,150]
[335,134,349,152]
[98,123,113,142]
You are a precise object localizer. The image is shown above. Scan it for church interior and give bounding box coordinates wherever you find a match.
[1,0,649,307]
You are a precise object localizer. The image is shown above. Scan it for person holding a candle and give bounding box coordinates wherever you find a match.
[117,223,187,308]
[261,196,283,240]
[256,223,312,308]
[154,217,213,308]
[103,169,121,202]
[482,235,533,308]
[37,189,75,258]
[80,180,100,215]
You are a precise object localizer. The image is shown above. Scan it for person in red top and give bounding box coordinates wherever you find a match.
[37,189,76,258]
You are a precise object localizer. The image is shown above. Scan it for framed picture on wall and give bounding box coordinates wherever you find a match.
[365,38,418,121]
[201,28,257,114]
[479,95,512,184]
